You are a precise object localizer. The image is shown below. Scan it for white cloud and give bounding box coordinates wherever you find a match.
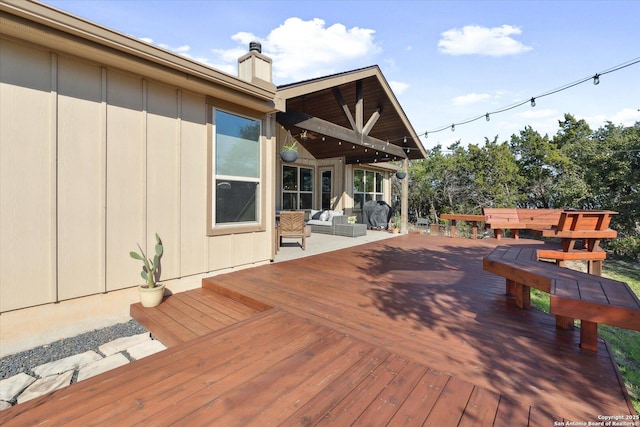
[217,17,381,82]
[438,25,533,57]
[389,81,409,95]
[158,43,190,54]
[513,109,562,136]
[452,93,491,107]
[582,108,640,128]
[139,37,220,67]
[139,18,381,82]
[514,108,558,120]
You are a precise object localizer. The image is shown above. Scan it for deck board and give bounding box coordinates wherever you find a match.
[202,235,634,421]
[1,235,635,425]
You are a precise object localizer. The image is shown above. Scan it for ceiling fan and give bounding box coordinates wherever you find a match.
[296,129,319,142]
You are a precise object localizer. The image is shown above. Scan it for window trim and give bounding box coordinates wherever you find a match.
[207,106,266,236]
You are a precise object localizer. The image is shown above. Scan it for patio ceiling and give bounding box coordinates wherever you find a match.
[276,66,427,165]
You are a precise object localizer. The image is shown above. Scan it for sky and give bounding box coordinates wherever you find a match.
[42,0,640,151]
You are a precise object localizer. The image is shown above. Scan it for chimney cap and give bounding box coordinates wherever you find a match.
[249,41,262,53]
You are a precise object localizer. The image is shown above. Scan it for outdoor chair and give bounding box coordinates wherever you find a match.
[278,211,306,250]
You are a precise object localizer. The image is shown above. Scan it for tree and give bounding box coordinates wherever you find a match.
[467,138,523,209]
[552,114,592,208]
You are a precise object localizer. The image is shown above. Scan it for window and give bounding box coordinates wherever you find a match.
[213,110,261,227]
[353,169,384,210]
[282,165,313,210]
[321,169,333,210]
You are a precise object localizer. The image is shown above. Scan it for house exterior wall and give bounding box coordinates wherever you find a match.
[0,36,276,314]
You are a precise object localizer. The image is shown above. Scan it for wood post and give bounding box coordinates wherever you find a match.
[515,282,530,309]
[579,321,598,351]
[555,315,574,330]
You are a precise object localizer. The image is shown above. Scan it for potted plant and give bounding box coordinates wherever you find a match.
[396,170,406,180]
[280,138,298,163]
[130,233,165,307]
[390,214,401,233]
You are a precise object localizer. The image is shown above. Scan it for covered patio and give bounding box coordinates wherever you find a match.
[1,235,634,425]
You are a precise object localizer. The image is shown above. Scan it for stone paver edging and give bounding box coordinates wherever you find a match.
[0,333,166,410]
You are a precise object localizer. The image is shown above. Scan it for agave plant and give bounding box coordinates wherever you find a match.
[129,233,163,288]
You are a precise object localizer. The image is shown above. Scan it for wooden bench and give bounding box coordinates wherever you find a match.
[483,246,640,351]
[483,208,562,240]
[440,213,485,239]
[537,210,618,275]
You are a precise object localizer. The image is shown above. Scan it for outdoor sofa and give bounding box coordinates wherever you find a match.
[307,210,348,235]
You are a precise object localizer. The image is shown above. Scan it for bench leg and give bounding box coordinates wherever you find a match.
[449,220,457,238]
[494,229,502,240]
[471,221,478,239]
[579,320,599,352]
[588,260,602,276]
[515,282,530,309]
[512,229,520,239]
[555,315,574,330]
[506,279,516,296]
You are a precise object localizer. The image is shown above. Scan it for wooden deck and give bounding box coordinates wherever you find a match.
[1,235,635,425]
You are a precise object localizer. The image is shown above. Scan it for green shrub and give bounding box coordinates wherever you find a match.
[609,236,640,262]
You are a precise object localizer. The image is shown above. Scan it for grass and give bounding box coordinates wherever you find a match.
[531,259,640,412]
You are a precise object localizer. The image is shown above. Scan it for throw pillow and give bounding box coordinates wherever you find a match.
[319,210,330,221]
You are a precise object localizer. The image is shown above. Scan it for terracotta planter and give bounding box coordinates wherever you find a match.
[138,283,165,308]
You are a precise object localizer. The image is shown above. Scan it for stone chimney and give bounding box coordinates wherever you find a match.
[238,41,275,90]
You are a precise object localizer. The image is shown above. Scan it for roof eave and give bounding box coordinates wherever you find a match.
[1,0,282,113]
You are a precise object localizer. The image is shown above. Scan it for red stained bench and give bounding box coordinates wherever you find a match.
[536,210,618,276]
[440,214,485,239]
[483,246,640,352]
[483,208,562,240]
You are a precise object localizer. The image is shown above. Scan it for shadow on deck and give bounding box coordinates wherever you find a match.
[1,235,635,425]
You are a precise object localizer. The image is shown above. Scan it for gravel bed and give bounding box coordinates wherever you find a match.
[0,320,148,380]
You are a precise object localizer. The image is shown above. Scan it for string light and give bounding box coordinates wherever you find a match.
[317,57,639,163]
[419,56,640,138]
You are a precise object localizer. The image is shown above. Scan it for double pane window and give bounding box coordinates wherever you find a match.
[353,169,384,210]
[213,110,261,225]
[282,165,313,210]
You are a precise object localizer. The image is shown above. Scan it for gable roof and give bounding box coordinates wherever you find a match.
[276,66,427,164]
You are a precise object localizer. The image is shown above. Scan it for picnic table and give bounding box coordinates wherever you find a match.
[440,214,485,239]
[535,210,617,276]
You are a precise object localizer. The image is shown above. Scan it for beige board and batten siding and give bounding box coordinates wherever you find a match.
[0,37,276,312]
[0,39,57,309]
